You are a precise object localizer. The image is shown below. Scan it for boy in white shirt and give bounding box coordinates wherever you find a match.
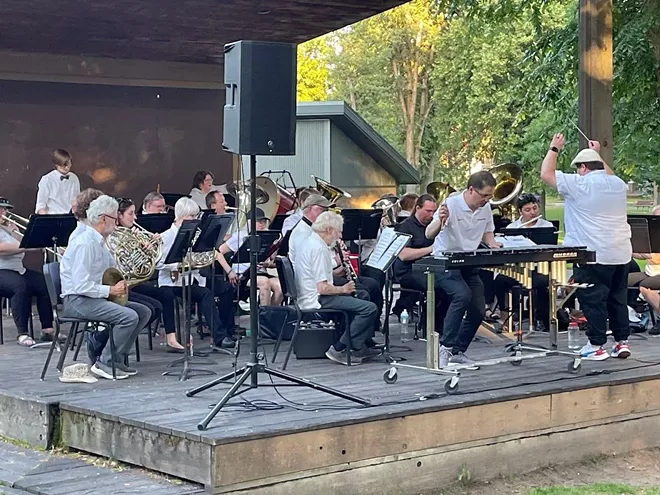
[35,149,81,214]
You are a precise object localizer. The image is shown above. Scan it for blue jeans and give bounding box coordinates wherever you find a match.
[436,269,485,354]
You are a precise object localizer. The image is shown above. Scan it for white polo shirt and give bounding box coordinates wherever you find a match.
[281,209,303,236]
[288,217,313,269]
[556,170,631,265]
[505,217,554,229]
[294,231,334,310]
[432,191,495,255]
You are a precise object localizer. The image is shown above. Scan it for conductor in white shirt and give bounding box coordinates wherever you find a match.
[294,211,378,366]
[35,149,81,214]
[425,171,503,367]
[60,195,152,380]
[540,133,632,361]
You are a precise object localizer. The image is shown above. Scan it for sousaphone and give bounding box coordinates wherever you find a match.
[312,176,352,204]
[488,163,523,219]
[426,181,457,204]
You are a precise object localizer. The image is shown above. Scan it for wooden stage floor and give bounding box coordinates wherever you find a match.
[2,314,660,494]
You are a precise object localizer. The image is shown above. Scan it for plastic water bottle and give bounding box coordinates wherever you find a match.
[400,310,411,343]
[567,322,580,350]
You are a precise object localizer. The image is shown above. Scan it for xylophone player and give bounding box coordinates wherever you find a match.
[425,171,503,367]
[540,133,632,360]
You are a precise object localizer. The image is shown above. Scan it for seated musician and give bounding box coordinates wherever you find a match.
[629,205,660,293]
[392,194,444,323]
[70,188,103,242]
[115,197,186,350]
[281,187,318,236]
[397,193,418,220]
[0,197,56,347]
[425,171,502,367]
[295,211,378,366]
[216,208,283,306]
[142,192,167,214]
[60,195,152,380]
[205,191,227,214]
[157,197,235,349]
[289,194,384,328]
[189,170,223,210]
[492,193,553,329]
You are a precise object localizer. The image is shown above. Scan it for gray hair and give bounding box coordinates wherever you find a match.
[312,211,344,234]
[86,195,119,225]
[142,191,164,210]
[174,197,199,220]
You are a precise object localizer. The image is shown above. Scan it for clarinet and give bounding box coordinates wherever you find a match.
[336,240,358,298]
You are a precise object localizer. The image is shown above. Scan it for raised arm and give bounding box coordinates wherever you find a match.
[588,140,614,175]
[540,133,565,189]
[425,204,449,240]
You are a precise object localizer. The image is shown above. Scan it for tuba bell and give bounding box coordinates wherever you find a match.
[312,176,352,204]
[487,163,523,219]
[104,226,162,305]
[372,195,400,227]
[426,181,457,204]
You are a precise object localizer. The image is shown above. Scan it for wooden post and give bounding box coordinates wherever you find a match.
[578,0,613,164]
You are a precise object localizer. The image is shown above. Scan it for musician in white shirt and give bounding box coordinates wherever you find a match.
[35,149,81,214]
[142,192,168,214]
[425,171,503,367]
[495,193,553,329]
[541,133,632,361]
[156,197,235,348]
[60,195,151,380]
[69,188,103,243]
[189,170,225,209]
[281,188,318,236]
[294,211,378,366]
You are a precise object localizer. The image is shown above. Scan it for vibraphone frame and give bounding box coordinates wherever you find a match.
[383,247,591,394]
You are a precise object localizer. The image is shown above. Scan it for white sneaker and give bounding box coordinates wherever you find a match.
[449,352,475,366]
[611,341,631,359]
[439,345,452,367]
[577,343,609,361]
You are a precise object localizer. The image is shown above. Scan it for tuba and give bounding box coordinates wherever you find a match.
[487,163,523,219]
[104,225,162,305]
[426,181,457,204]
[312,176,352,204]
[372,195,400,227]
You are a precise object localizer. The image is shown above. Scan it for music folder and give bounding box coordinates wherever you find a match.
[365,228,411,272]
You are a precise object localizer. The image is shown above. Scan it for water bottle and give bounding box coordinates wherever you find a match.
[567,322,580,350]
[400,310,411,343]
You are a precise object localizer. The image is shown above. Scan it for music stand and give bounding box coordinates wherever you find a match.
[193,213,235,351]
[135,213,174,234]
[162,193,191,210]
[187,155,369,431]
[19,214,77,253]
[162,219,216,381]
[628,217,652,253]
[20,214,77,347]
[501,227,559,246]
[365,229,412,360]
[341,209,383,271]
[276,229,292,256]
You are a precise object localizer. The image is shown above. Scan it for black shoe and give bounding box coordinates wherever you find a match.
[215,336,236,348]
[649,322,660,335]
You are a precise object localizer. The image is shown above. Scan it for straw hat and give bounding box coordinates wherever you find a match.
[59,363,98,384]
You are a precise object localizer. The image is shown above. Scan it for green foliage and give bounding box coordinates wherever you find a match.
[297,38,331,102]
[530,483,660,494]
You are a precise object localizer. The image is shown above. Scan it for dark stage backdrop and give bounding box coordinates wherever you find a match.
[0,80,233,216]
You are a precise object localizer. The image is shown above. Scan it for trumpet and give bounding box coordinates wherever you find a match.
[1,212,62,258]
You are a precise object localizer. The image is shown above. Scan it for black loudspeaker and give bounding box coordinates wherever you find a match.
[223,40,297,156]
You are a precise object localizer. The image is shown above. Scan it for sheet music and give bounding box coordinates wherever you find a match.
[496,235,537,248]
[366,227,411,271]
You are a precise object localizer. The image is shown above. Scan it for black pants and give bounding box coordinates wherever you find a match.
[397,271,447,332]
[436,268,485,354]
[360,265,386,290]
[210,277,236,337]
[0,268,53,336]
[572,263,630,346]
[161,284,229,346]
[128,289,162,328]
[479,270,495,305]
[493,272,549,324]
[132,283,177,335]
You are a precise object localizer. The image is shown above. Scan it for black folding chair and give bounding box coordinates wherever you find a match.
[40,262,119,380]
[273,256,352,369]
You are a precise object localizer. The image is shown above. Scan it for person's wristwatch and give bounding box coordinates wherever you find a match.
[550,146,560,153]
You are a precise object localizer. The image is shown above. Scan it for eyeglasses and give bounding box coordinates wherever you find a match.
[472,188,493,200]
[102,214,118,222]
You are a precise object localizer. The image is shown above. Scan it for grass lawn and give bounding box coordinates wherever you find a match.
[530,484,660,494]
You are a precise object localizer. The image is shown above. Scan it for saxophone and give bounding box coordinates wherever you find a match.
[335,240,357,297]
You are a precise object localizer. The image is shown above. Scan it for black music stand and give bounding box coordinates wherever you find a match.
[187,155,369,431]
[19,214,77,253]
[341,209,382,271]
[135,213,174,234]
[365,229,412,360]
[162,219,216,381]
[193,213,235,350]
[501,227,559,245]
[162,193,191,208]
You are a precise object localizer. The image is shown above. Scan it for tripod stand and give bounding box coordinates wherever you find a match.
[186,154,370,431]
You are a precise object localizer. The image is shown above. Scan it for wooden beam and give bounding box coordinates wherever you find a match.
[0,50,223,89]
[578,0,614,164]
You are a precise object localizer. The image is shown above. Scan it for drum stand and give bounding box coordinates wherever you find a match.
[383,263,583,395]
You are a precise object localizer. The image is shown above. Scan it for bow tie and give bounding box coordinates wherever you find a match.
[60,175,70,181]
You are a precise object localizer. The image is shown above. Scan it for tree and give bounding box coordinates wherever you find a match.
[297,37,331,102]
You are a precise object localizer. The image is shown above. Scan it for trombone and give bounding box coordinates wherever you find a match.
[1,212,62,258]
